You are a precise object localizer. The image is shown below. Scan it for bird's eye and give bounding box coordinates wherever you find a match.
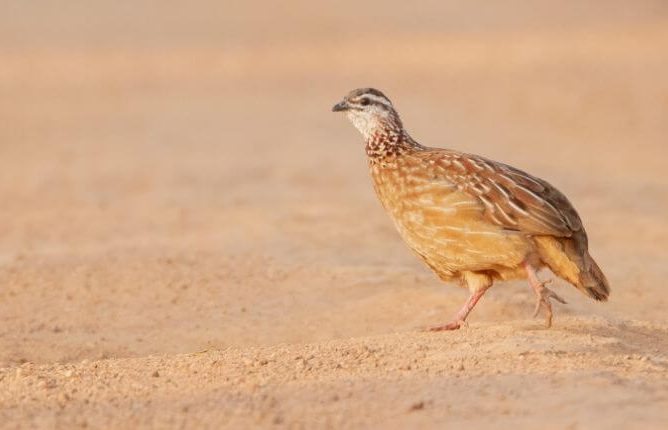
[360,98,370,106]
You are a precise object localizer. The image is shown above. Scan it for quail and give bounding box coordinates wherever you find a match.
[332,88,609,330]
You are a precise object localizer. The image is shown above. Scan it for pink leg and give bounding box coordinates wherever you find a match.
[523,262,566,328]
[428,288,488,331]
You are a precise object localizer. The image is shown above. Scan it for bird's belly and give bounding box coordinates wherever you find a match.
[370,164,532,275]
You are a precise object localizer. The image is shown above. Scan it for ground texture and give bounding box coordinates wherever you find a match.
[1,1,667,428]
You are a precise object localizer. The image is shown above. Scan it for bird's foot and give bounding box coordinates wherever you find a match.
[424,288,488,332]
[532,280,567,328]
[427,320,466,331]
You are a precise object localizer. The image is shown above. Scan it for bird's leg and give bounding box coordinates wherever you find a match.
[523,262,566,328]
[428,288,488,331]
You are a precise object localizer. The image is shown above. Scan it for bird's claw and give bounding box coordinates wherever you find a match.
[427,319,466,331]
[532,280,567,328]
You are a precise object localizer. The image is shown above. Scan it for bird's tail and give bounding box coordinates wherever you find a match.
[578,252,610,301]
[534,236,610,301]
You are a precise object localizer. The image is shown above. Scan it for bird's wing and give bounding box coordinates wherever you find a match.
[415,149,583,238]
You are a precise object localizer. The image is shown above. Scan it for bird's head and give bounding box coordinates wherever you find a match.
[332,88,402,139]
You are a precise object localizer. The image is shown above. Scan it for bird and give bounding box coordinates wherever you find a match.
[332,88,609,330]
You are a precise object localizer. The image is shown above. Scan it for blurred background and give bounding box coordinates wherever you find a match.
[1,1,667,365]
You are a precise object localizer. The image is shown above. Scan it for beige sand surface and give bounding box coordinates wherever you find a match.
[1,1,668,428]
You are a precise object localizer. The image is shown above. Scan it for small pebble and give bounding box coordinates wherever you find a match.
[409,401,425,411]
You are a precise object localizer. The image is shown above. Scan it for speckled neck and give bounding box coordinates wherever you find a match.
[366,126,424,161]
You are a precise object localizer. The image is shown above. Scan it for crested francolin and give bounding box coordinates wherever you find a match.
[333,88,609,330]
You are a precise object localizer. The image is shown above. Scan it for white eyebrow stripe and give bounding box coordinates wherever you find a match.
[359,94,391,106]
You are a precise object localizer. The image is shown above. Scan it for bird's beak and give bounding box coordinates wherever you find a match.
[332,100,349,112]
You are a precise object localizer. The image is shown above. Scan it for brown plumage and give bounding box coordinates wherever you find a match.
[333,88,609,329]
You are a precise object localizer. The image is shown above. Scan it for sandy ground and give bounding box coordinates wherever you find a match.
[1,1,668,428]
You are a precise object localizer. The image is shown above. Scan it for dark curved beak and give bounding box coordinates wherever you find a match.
[332,100,349,112]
